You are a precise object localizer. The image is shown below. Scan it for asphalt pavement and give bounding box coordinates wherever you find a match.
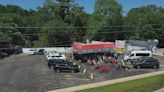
[0,55,88,92]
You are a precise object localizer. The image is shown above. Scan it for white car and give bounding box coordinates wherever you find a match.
[45,51,57,57]
[53,54,67,60]
[47,53,67,61]
[28,49,36,55]
[44,51,48,55]
[46,52,59,60]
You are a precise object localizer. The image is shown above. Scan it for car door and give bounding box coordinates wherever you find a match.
[143,60,153,68]
[140,60,148,68]
[58,64,68,72]
[148,60,155,68]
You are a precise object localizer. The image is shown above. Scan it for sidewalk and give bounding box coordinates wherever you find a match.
[153,48,164,56]
[154,87,164,92]
[47,70,164,92]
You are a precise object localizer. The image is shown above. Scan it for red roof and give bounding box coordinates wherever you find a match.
[72,42,115,51]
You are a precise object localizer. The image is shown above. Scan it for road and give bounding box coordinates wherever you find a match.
[155,55,164,70]
[0,55,88,92]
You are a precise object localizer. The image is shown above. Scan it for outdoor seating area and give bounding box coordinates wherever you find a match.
[72,41,122,73]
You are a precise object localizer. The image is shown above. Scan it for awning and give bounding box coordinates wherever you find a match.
[72,41,115,53]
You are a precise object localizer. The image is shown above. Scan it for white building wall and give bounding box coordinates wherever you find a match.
[126,45,146,52]
[22,47,72,54]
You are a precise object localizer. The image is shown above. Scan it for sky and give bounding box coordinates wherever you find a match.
[0,0,164,14]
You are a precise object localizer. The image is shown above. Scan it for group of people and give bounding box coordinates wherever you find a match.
[73,52,122,69]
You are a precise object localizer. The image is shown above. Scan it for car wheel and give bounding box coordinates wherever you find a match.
[137,65,141,69]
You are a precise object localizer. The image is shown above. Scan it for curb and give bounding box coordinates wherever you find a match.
[47,70,164,92]
[154,87,164,92]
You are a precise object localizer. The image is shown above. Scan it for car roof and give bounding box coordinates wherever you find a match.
[131,51,152,53]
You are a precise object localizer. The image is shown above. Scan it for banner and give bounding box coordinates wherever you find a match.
[115,40,126,48]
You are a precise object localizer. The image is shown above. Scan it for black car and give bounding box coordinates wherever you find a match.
[131,57,150,64]
[133,57,159,69]
[38,49,45,55]
[48,59,66,69]
[0,52,8,58]
[52,60,79,73]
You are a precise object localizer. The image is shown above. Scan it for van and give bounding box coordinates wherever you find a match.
[124,51,152,62]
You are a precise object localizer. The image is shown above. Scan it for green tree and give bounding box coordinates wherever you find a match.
[86,0,123,42]
[125,5,164,40]
[0,13,24,45]
[35,18,76,47]
[65,5,89,41]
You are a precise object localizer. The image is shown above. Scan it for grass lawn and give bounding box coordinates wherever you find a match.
[77,74,164,92]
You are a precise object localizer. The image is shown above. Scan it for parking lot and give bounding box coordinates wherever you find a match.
[0,54,163,92]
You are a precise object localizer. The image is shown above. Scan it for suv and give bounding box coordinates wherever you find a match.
[52,60,79,73]
[48,59,65,69]
[133,57,159,69]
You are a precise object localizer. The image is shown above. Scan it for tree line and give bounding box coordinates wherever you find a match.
[0,0,164,47]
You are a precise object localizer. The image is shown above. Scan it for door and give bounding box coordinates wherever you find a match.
[147,60,155,68]
[140,60,148,68]
[58,64,68,72]
[143,60,152,68]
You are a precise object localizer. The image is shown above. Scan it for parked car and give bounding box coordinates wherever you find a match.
[45,51,58,59]
[124,50,152,62]
[52,60,79,73]
[44,51,48,55]
[47,53,67,61]
[52,54,66,60]
[28,49,37,55]
[15,46,22,54]
[0,52,8,58]
[37,49,45,55]
[48,59,66,69]
[133,57,159,69]
[131,57,151,64]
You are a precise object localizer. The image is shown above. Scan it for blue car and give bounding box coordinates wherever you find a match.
[133,57,159,69]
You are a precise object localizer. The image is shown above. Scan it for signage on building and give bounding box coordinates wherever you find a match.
[115,40,126,48]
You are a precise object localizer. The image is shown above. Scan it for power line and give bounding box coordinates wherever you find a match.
[0,24,163,29]
[0,28,163,36]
